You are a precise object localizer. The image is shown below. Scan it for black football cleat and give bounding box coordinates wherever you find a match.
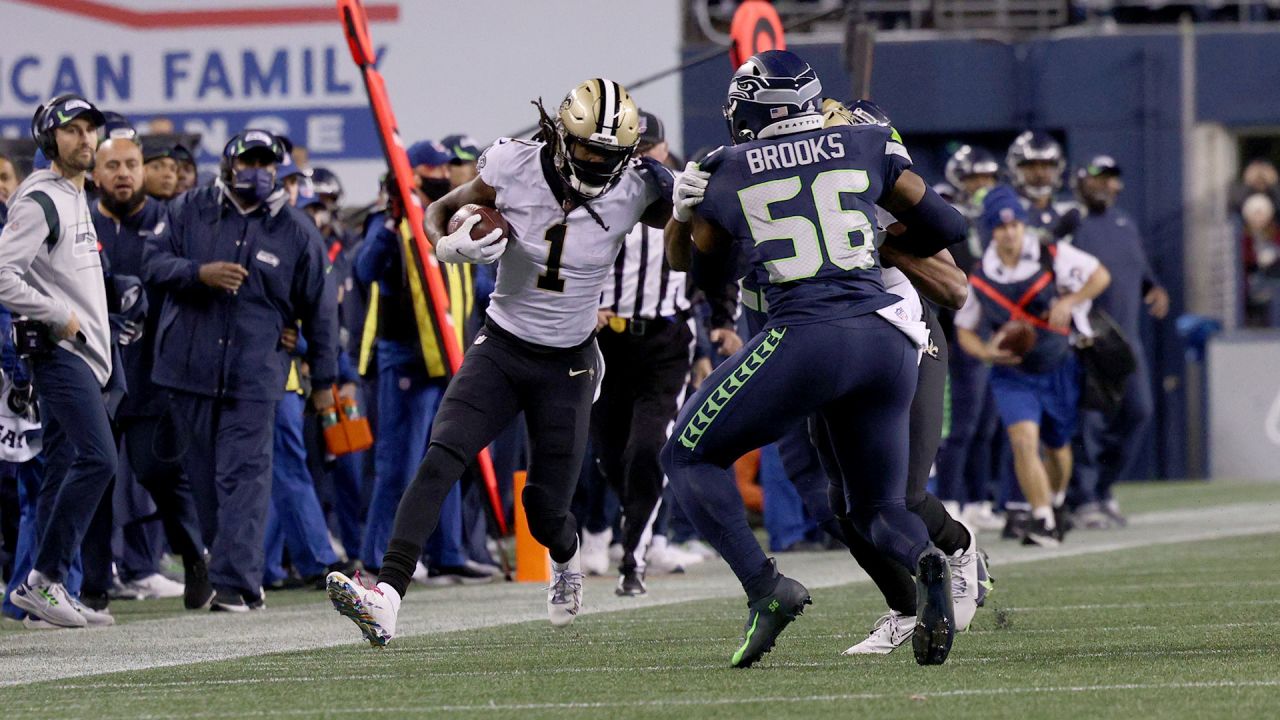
[913,548,956,666]
[1001,508,1031,540]
[731,575,812,668]
[615,569,647,597]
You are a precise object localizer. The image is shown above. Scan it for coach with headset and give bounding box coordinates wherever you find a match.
[0,95,113,628]
[143,129,338,611]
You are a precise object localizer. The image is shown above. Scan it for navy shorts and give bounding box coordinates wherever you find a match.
[989,353,1080,448]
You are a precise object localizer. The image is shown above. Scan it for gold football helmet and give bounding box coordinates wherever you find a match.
[821,98,857,128]
[540,79,641,198]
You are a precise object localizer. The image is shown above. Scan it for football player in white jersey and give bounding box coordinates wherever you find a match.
[327,78,673,646]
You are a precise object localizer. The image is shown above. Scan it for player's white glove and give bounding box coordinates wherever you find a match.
[672,161,710,223]
[436,213,507,265]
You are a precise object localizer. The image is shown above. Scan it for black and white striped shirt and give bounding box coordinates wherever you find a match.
[600,222,690,320]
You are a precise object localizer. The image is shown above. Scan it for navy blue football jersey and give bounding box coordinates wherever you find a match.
[697,124,910,327]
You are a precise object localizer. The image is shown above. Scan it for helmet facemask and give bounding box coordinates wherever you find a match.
[556,123,635,199]
[534,79,640,202]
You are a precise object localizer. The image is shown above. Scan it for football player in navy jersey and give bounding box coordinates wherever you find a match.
[327,79,674,647]
[662,50,969,668]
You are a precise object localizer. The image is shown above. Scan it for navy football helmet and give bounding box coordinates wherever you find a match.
[723,50,823,145]
[944,145,1001,190]
[1006,130,1065,199]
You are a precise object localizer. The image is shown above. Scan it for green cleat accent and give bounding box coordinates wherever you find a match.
[730,575,811,669]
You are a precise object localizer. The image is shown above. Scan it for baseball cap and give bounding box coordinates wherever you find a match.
[101,112,137,142]
[142,138,179,164]
[278,152,308,180]
[980,184,1028,237]
[440,134,481,164]
[638,111,664,148]
[223,129,288,164]
[1079,154,1121,178]
[36,95,106,137]
[407,140,452,168]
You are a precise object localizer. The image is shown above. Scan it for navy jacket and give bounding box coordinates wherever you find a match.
[143,185,337,401]
[94,198,168,417]
[1069,207,1158,340]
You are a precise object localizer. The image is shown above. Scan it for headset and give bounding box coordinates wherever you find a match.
[30,93,104,161]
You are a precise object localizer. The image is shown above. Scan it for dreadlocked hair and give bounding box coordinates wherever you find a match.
[531,98,557,143]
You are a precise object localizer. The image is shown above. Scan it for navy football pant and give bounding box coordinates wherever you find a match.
[662,315,934,603]
[30,347,117,584]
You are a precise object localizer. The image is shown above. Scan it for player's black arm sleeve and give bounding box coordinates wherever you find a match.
[883,187,969,258]
[879,170,967,258]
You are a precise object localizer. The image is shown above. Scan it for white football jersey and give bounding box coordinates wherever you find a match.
[478,138,661,347]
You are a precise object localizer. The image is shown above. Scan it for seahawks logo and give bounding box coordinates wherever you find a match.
[727,74,821,108]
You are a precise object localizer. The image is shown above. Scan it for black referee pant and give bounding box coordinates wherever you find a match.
[591,316,694,575]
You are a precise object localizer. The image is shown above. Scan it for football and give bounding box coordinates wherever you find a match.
[447,203,510,245]
[997,319,1037,357]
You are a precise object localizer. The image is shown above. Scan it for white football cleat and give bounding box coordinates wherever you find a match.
[961,501,1005,532]
[122,572,185,600]
[70,598,115,627]
[842,611,915,655]
[579,529,612,576]
[327,572,399,648]
[547,547,584,628]
[948,526,981,632]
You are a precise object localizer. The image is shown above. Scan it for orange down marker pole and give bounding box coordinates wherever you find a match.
[512,471,549,584]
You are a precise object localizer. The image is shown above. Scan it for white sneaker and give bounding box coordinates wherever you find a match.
[961,501,1005,532]
[11,574,86,628]
[411,561,429,584]
[677,539,718,560]
[122,573,185,600]
[71,598,115,627]
[580,529,612,576]
[326,572,399,648]
[948,525,981,632]
[842,611,914,655]
[663,541,707,569]
[547,547,584,628]
[644,535,689,575]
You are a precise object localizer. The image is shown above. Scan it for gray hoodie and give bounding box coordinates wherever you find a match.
[0,170,111,386]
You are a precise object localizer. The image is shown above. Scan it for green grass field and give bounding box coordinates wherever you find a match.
[2,480,1278,719]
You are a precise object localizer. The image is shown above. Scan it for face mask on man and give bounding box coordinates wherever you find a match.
[232,167,277,204]
[419,176,452,202]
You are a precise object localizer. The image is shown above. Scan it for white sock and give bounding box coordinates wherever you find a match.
[1033,506,1056,530]
[377,582,402,613]
[1052,491,1067,507]
[26,569,50,587]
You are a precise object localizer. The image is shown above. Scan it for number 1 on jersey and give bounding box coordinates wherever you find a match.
[537,224,567,293]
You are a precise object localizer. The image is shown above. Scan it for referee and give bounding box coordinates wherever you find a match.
[592,111,738,596]
[0,95,113,628]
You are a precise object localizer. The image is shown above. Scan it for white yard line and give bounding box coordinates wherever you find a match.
[16,679,1280,718]
[0,501,1276,687]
